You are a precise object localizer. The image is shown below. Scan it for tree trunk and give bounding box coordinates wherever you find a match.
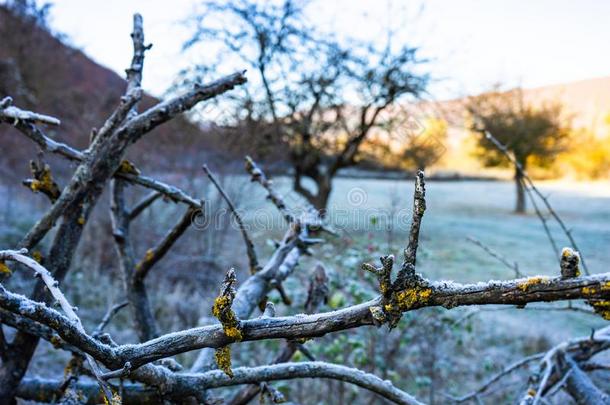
[310,176,332,217]
[293,170,333,217]
[514,165,526,214]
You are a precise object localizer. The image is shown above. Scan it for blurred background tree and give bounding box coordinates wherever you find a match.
[182,0,429,213]
[399,117,448,171]
[467,87,570,213]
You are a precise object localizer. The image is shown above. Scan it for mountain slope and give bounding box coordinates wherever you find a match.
[0,5,208,179]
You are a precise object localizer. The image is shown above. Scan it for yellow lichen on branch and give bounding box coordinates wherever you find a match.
[32,251,43,263]
[0,260,11,276]
[213,295,243,340]
[589,300,610,320]
[390,287,432,311]
[116,160,141,175]
[26,161,60,202]
[136,249,155,271]
[212,268,243,340]
[517,276,550,292]
[215,345,234,378]
[103,391,122,405]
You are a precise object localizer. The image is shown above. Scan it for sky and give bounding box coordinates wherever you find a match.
[44,0,610,100]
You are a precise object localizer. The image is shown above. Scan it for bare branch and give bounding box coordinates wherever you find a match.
[245,155,294,223]
[17,361,421,405]
[203,164,261,274]
[120,171,203,208]
[128,191,162,220]
[403,170,426,268]
[0,104,61,126]
[199,362,424,405]
[93,301,129,336]
[467,236,524,278]
[118,70,247,146]
[229,264,329,405]
[191,160,320,373]
[113,273,610,369]
[0,308,79,354]
[557,352,610,405]
[2,110,201,207]
[134,205,199,280]
[17,378,160,404]
[520,326,610,404]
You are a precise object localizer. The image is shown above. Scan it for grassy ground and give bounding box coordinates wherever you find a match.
[2,176,609,403]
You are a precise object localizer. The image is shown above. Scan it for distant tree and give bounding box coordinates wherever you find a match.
[467,87,569,213]
[400,117,447,171]
[184,0,428,214]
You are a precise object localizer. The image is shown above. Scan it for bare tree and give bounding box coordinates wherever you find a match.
[184,0,428,213]
[467,87,569,213]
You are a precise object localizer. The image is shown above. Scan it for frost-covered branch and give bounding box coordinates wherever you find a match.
[0,250,114,401]
[0,97,60,126]
[229,263,329,405]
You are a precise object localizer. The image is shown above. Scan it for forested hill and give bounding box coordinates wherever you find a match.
[0,5,211,180]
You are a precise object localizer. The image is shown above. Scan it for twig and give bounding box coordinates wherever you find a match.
[404,170,426,267]
[128,191,162,220]
[523,179,561,266]
[467,236,524,277]
[93,301,129,336]
[485,131,589,274]
[203,164,261,274]
[448,353,543,403]
[100,362,132,380]
[0,105,61,126]
[110,179,159,342]
[392,170,427,292]
[245,156,295,224]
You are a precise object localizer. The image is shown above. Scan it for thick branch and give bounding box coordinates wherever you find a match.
[118,71,247,146]
[17,378,160,404]
[115,273,610,368]
[559,352,610,405]
[194,362,423,405]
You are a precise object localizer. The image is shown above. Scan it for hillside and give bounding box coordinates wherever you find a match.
[0,5,209,180]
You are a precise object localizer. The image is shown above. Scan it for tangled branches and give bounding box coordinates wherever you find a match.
[0,10,608,405]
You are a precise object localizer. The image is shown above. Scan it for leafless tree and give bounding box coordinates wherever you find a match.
[184,0,428,213]
[0,12,608,405]
[467,87,569,213]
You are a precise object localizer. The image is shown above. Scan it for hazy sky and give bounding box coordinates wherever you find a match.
[46,0,610,100]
